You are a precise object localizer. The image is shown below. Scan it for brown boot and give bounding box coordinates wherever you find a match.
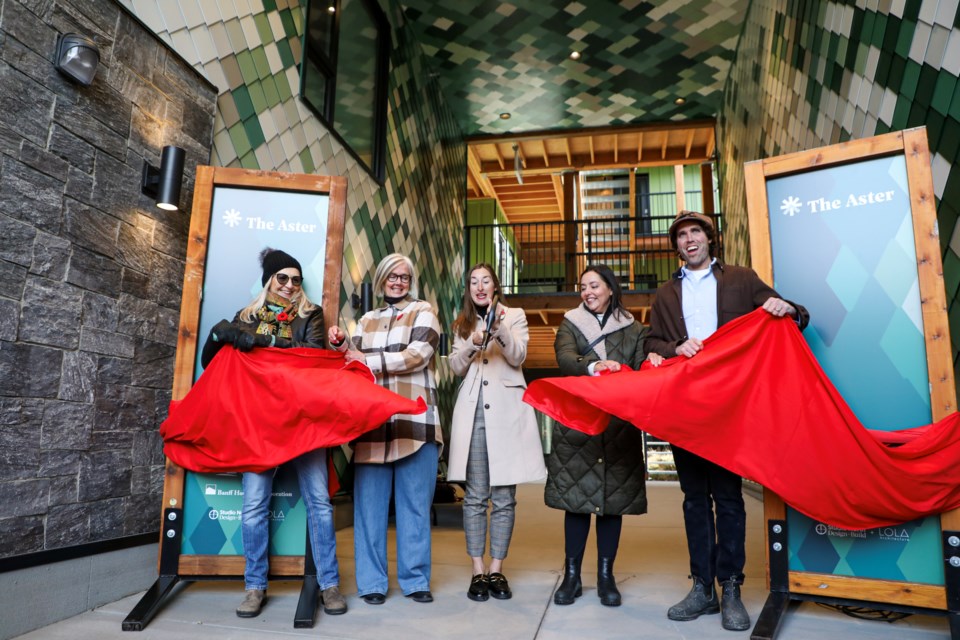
[322,585,348,615]
[236,589,267,618]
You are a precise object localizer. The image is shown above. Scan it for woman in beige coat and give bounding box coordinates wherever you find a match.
[447,263,547,603]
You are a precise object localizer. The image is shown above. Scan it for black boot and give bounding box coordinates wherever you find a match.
[667,577,719,621]
[553,556,582,605]
[720,579,750,631]
[597,557,621,606]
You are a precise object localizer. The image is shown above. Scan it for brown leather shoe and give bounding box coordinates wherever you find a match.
[236,589,267,618]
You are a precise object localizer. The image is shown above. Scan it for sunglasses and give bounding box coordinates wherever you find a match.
[274,273,303,286]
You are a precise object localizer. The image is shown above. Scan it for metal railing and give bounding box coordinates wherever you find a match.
[465,210,723,294]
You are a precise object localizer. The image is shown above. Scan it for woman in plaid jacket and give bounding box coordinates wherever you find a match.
[329,253,442,605]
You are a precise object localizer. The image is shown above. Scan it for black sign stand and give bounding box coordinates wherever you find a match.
[751,520,960,640]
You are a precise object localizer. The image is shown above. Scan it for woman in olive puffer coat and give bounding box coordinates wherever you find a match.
[545,264,648,608]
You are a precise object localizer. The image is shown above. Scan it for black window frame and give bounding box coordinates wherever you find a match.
[300,0,390,183]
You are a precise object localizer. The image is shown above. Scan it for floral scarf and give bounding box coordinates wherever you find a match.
[255,294,298,339]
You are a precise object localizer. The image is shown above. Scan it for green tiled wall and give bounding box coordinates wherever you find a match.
[122,0,467,427]
[718,0,960,388]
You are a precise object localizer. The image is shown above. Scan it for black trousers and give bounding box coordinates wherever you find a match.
[564,511,623,559]
[672,444,746,584]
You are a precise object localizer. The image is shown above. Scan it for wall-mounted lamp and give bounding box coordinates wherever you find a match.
[141,146,186,211]
[350,282,373,315]
[54,33,100,86]
[438,333,449,358]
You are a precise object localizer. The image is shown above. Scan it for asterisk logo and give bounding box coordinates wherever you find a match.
[780,196,802,217]
[222,208,242,227]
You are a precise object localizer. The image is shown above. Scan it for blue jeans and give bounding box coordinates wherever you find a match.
[241,448,340,591]
[354,443,438,596]
[671,445,746,585]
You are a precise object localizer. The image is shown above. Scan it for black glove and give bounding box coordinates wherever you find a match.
[211,319,240,344]
[234,330,273,352]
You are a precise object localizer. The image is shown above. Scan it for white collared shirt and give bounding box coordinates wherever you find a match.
[681,259,718,340]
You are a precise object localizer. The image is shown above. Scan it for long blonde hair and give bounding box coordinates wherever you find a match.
[238,281,318,322]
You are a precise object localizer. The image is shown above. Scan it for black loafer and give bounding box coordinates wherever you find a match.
[405,590,433,603]
[362,592,386,605]
[468,574,489,602]
[487,572,512,600]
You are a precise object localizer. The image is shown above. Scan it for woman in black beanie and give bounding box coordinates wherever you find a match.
[200,248,347,619]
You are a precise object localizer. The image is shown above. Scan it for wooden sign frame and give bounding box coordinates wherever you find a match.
[123,167,347,631]
[744,127,959,639]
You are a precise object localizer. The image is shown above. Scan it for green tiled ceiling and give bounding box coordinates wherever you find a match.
[399,0,750,135]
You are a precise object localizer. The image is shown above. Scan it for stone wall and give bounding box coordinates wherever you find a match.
[0,0,216,558]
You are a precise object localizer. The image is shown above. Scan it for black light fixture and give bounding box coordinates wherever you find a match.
[438,333,449,358]
[350,282,374,314]
[141,146,186,211]
[54,33,100,86]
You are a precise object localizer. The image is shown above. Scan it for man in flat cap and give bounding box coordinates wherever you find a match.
[644,210,809,632]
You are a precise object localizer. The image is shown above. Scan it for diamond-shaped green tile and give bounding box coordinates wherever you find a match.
[251,46,272,80]
[231,85,256,121]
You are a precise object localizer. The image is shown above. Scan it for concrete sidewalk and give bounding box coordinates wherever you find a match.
[13,482,950,639]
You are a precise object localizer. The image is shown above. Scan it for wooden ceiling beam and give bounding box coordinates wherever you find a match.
[467,146,497,199]
[552,174,564,214]
[499,196,560,206]
[493,143,506,170]
[466,118,717,144]
[684,129,695,158]
[638,131,643,163]
[661,131,668,160]
[589,135,595,164]
[480,150,710,177]
[614,133,619,163]
[564,138,572,165]
[541,140,549,167]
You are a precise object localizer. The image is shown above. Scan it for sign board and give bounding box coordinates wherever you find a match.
[123,167,347,630]
[744,128,959,633]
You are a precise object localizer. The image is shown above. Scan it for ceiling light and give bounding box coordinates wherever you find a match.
[499,112,511,120]
[570,51,581,60]
[327,5,335,13]
[675,97,686,105]
[54,33,100,86]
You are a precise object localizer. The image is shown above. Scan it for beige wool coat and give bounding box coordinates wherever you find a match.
[446,306,547,486]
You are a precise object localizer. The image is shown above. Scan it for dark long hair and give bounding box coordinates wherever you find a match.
[452,263,502,340]
[581,264,627,320]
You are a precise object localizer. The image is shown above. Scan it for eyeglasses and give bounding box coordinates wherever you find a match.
[387,273,411,284]
[275,273,303,286]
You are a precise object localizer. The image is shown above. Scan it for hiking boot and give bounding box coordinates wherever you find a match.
[236,589,267,618]
[720,579,750,631]
[322,585,347,615]
[667,578,719,620]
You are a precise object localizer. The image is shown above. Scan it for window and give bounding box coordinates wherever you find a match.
[300,0,390,182]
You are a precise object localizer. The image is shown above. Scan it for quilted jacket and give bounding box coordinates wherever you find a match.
[544,305,649,516]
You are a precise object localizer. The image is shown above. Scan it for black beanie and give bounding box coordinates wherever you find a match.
[259,248,302,286]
